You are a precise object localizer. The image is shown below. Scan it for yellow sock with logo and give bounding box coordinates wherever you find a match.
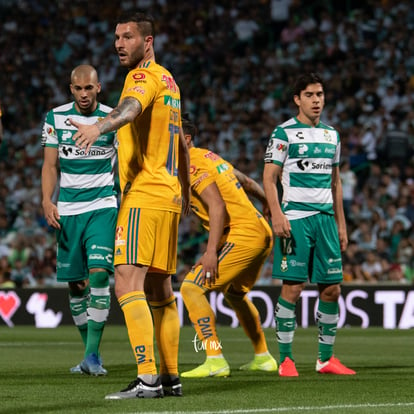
[119,291,157,375]
[180,281,222,357]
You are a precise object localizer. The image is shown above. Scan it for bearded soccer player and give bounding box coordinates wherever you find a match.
[41,64,117,376]
[70,12,190,399]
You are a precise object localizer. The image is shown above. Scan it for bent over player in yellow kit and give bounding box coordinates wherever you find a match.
[180,116,277,378]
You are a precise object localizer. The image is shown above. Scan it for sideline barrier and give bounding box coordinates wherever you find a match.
[0,285,413,329]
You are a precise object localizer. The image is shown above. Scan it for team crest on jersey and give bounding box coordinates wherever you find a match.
[115,226,125,246]
[281,256,288,272]
[324,130,332,141]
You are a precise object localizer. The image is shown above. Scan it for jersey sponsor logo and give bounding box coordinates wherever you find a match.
[311,162,332,170]
[297,159,309,171]
[91,244,113,253]
[289,260,306,267]
[126,86,145,95]
[132,72,146,81]
[324,147,335,154]
[216,163,229,174]
[164,95,180,108]
[74,148,107,156]
[189,165,197,175]
[298,144,308,155]
[162,74,178,92]
[89,253,105,260]
[62,146,73,156]
[62,131,72,141]
[193,172,209,187]
[327,267,342,274]
[204,151,220,161]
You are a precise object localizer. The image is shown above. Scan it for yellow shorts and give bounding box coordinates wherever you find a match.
[114,207,179,274]
[185,236,273,293]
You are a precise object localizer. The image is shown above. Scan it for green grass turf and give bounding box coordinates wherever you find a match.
[1,325,413,414]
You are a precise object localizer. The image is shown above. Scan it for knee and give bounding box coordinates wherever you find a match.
[224,287,246,306]
[319,284,341,302]
[180,281,203,303]
[281,282,305,303]
[89,270,110,288]
[68,279,89,295]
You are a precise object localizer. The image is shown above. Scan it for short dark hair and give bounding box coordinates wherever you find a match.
[117,12,155,38]
[293,73,324,97]
[181,114,197,140]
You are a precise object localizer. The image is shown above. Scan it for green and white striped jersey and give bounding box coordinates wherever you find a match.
[41,102,118,216]
[264,117,340,219]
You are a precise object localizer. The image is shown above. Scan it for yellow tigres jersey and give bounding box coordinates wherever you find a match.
[117,60,182,212]
[189,147,272,246]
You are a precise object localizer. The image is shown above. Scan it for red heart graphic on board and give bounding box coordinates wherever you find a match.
[0,291,21,321]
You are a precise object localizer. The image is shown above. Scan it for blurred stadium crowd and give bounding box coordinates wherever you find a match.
[1,0,414,288]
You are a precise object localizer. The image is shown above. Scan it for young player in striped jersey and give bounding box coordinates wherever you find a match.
[263,73,355,377]
[180,115,277,378]
[41,65,117,376]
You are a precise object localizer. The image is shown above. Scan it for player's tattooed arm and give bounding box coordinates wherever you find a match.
[96,97,142,134]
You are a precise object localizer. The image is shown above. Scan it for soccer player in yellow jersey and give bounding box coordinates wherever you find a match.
[71,12,190,399]
[180,116,278,378]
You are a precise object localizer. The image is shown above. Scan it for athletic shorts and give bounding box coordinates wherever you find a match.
[183,231,273,294]
[272,213,343,284]
[114,207,179,274]
[56,208,117,282]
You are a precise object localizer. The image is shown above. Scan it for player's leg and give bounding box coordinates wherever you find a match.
[222,242,277,372]
[313,214,355,375]
[79,208,116,376]
[68,279,89,373]
[180,266,230,378]
[79,269,110,375]
[106,208,178,399]
[146,274,181,396]
[272,219,311,376]
[56,215,89,373]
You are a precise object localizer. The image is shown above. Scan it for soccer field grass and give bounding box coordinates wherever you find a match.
[1,325,413,414]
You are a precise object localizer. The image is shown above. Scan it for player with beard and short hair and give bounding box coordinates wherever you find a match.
[70,12,191,399]
[41,64,117,376]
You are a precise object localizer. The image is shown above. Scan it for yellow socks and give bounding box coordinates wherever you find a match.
[119,291,156,375]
